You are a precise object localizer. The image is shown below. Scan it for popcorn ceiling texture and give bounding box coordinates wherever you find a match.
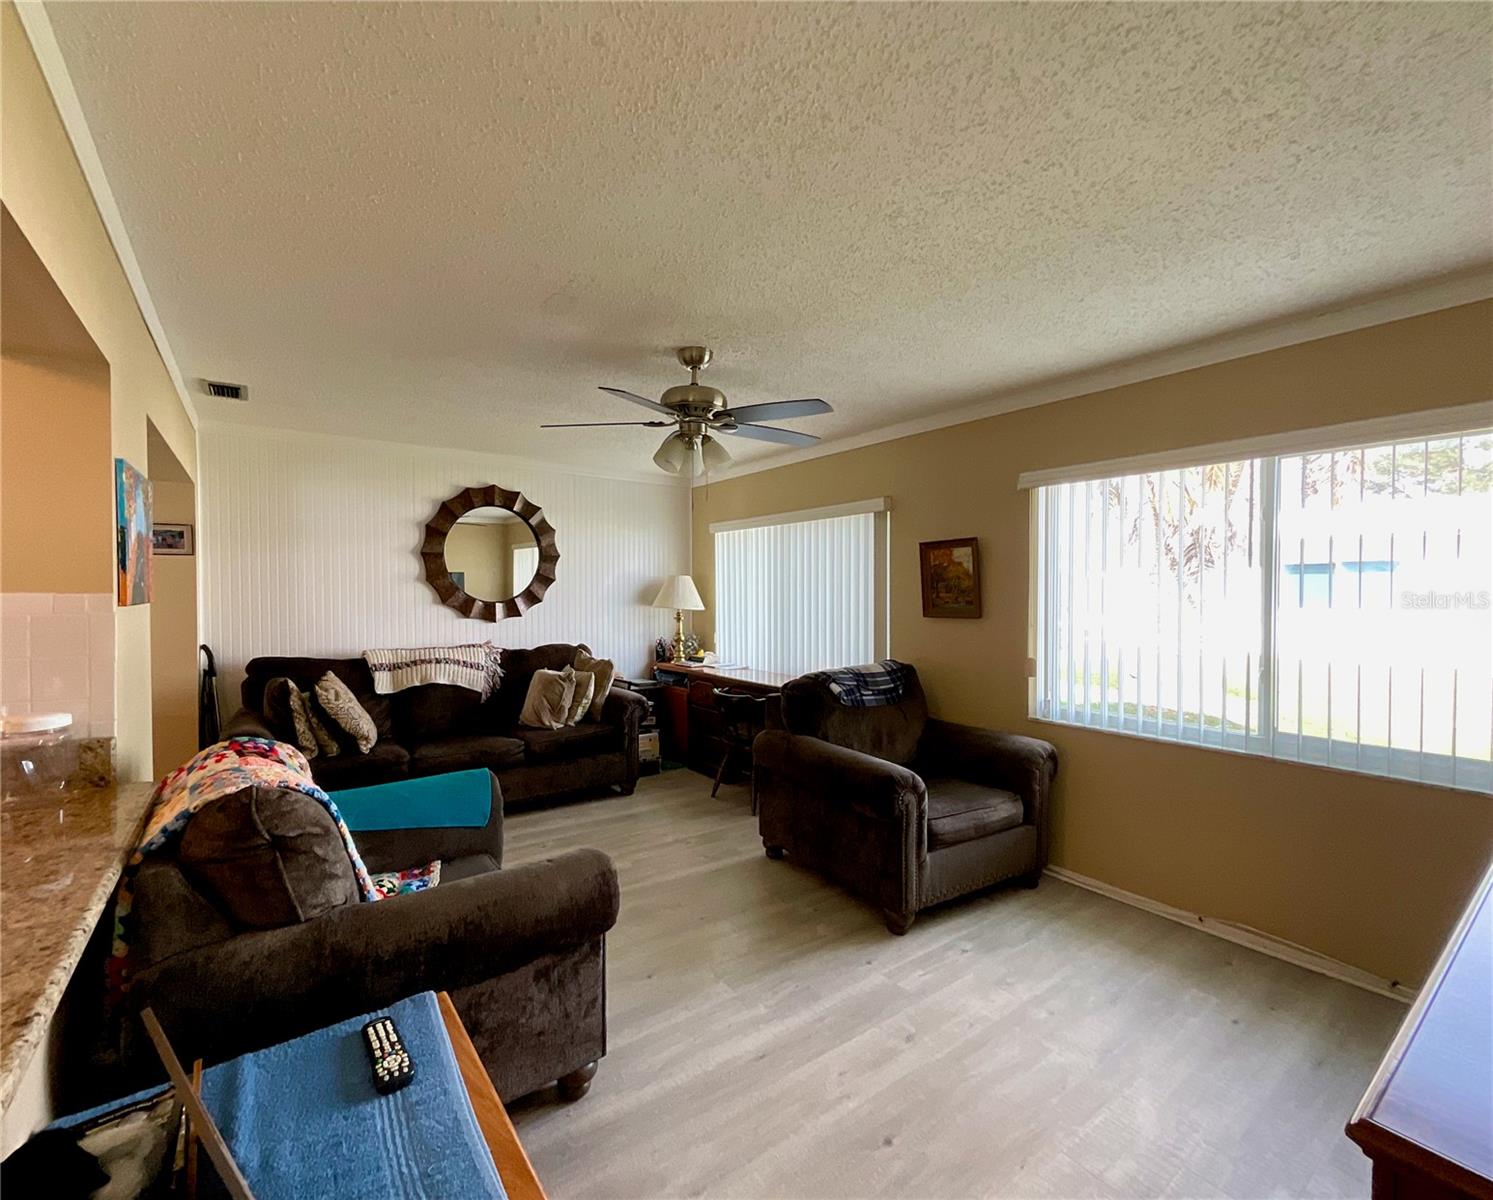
[44,2,1493,473]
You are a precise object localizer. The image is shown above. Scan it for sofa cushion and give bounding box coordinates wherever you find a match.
[392,683,484,742]
[410,735,526,776]
[177,785,361,929]
[243,656,393,740]
[519,667,577,731]
[439,852,500,884]
[515,723,622,763]
[310,741,411,790]
[924,778,1024,850]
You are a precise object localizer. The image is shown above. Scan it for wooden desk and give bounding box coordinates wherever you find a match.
[651,663,790,777]
[438,992,547,1200]
[1346,862,1493,1199]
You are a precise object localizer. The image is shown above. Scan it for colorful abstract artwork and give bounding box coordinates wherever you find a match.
[116,458,153,606]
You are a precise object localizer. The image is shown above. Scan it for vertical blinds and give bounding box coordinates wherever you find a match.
[1033,426,1492,792]
[714,510,879,677]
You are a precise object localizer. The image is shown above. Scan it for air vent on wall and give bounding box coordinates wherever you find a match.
[203,380,247,401]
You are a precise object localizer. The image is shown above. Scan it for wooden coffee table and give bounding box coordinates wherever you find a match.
[437,992,547,1200]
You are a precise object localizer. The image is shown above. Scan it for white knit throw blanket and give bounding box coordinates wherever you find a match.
[362,642,503,699]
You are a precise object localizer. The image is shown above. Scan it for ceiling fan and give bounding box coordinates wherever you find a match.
[541,346,833,476]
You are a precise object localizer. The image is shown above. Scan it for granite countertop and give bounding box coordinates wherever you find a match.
[0,782,154,1110]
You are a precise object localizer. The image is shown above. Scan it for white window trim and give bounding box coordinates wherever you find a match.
[708,496,890,534]
[1016,401,1493,491]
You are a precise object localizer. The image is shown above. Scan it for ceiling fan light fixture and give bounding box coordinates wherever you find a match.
[653,432,690,474]
[699,434,732,472]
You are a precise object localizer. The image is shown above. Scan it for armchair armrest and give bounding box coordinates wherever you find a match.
[753,730,926,823]
[920,719,1058,856]
[124,848,619,1073]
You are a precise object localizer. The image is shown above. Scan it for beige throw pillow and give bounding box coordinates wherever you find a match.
[520,666,577,731]
[573,650,616,722]
[565,670,595,725]
[304,698,342,757]
[315,671,378,754]
[286,688,320,759]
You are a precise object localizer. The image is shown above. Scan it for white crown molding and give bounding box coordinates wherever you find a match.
[195,418,694,491]
[14,1,199,429]
[694,269,1493,488]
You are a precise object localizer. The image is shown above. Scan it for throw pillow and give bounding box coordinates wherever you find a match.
[286,687,321,759]
[260,676,299,743]
[573,650,616,722]
[178,785,360,929]
[565,669,596,725]
[519,666,576,730]
[314,671,378,754]
[304,697,341,757]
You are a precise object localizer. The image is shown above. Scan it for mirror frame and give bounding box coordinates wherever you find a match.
[421,485,560,620]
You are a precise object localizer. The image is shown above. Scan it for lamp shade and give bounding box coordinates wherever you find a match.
[699,435,732,472]
[653,433,690,475]
[651,574,704,611]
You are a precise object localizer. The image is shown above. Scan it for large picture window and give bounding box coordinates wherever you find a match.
[712,500,889,678]
[1032,422,1492,792]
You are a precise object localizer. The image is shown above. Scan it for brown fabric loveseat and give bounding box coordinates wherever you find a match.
[225,643,647,804]
[753,665,1058,934]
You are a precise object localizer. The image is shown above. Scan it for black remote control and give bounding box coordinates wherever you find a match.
[362,1016,414,1094]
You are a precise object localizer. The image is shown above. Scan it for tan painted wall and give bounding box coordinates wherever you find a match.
[692,300,1493,987]
[0,354,112,593]
[2,2,198,780]
[150,479,197,774]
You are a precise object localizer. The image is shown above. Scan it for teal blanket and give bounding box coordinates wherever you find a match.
[331,769,493,831]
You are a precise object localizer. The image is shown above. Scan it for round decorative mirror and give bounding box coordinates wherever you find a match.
[421,485,559,620]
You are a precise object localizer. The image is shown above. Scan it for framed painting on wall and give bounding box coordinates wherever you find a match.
[151,522,193,556]
[919,537,981,619]
[116,458,153,605]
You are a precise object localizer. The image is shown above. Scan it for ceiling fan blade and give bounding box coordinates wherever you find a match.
[723,398,832,423]
[721,423,821,448]
[540,421,671,428]
[599,386,674,416]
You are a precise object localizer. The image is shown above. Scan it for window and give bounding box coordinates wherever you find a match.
[712,499,890,677]
[1031,421,1492,792]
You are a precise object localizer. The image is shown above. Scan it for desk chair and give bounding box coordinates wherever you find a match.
[711,689,771,810]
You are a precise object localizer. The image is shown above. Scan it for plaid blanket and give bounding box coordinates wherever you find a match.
[800,659,916,707]
[362,642,502,699]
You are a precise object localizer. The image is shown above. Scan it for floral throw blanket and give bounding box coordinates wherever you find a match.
[108,738,379,1005]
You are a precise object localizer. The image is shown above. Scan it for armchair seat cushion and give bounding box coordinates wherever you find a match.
[515,723,622,763]
[439,852,500,883]
[411,735,526,775]
[311,742,411,790]
[924,779,1024,849]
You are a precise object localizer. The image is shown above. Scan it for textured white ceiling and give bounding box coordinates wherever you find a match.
[41,1,1493,477]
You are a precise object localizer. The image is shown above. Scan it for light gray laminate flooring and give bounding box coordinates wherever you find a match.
[504,771,1401,1200]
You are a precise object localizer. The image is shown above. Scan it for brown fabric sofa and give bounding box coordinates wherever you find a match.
[122,770,618,1103]
[753,665,1058,934]
[224,643,647,804]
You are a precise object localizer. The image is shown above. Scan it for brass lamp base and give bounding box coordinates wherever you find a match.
[671,608,688,663]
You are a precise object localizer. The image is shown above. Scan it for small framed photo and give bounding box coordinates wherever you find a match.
[151,522,194,556]
[919,537,982,619]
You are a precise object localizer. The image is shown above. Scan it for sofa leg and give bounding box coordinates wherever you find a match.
[558,1061,598,1101]
[884,910,915,935]
[764,844,785,860]
[1018,869,1042,889]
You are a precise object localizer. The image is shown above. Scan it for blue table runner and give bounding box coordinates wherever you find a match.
[200,992,506,1200]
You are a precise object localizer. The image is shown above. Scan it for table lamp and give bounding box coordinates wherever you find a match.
[651,574,705,664]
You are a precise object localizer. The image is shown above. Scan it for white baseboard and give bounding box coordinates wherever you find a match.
[1043,865,1417,1003]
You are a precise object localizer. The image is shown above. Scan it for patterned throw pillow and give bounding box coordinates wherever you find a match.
[573,650,616,722]
[315,671,378,754]
[262,676,321,758]
[305,699,341,757]
[565,670,595,725]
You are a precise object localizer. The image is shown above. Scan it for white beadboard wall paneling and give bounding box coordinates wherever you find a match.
[198,426,689,709]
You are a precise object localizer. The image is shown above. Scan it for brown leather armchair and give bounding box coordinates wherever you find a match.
[753,666,1057,934]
